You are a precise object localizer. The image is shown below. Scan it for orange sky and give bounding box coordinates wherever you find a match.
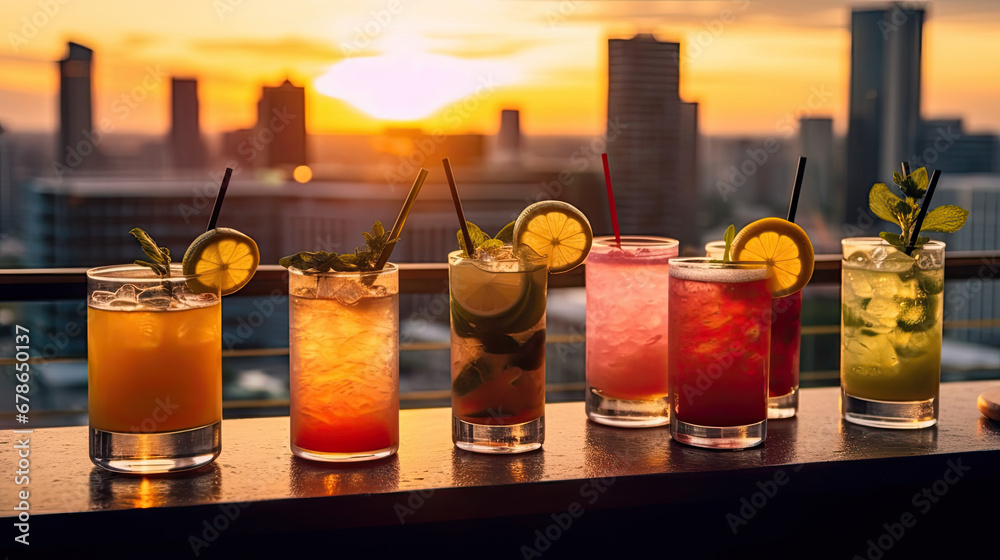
[1,0,998,137]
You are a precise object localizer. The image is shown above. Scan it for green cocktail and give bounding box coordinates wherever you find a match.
[841,237,944,428]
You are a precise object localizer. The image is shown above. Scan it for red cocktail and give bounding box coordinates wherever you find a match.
[668,258,771,449]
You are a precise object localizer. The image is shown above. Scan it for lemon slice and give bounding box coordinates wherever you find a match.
[730,217,814,298]
[513,201,593,273]
[451,261,528,320]
[182,227,260,295]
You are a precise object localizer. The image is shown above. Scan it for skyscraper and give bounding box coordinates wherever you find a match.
[57,42,96,170]
[169,78,204,169]
[845,4,925,229]
[497,109,521,158]
[607,34,697,251]
[256,79,307,168]
[800,117,836,225]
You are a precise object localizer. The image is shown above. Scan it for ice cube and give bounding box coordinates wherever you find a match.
[917,252,940,270]
[871,246,889,263]
[370,285,389,298]
[90,290,116,306]
[333,280,367,306]
[114,284,139,302]
[138,286,172,309]
[844,251,872,268]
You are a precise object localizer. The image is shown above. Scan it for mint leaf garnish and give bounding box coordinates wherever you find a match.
[868,166,968,253]
[494,221,515,245]
[918,205,969,233]
[722,224,735,262]
[279,221,397,272]
[129,228,171,277]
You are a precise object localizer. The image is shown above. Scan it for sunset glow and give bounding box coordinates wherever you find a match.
[0,0,998,137]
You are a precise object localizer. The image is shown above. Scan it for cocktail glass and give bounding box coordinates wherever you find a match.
[288,264,399,461]
[87,264,222,473]
[586,236,678,427]
[668,258,771,449]
[449,248,548,453]
[841,238,944,429]
[706,240,800,419]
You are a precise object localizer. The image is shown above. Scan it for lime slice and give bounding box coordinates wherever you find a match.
[513,201,593,273]
[730,217,815,297]
[182,227,260,295]
[451,261,528,320]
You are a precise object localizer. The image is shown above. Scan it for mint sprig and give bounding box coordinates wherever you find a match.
[722,224,735,262]
[869,167,968,253]
[279,221,397,272]
[457,221,513,255]
[129,228,171,277]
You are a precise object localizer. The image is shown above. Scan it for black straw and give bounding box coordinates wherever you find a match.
[786,156,807,223]
[443,158,475,256]
[207,168,233,231]
[905,169,941,256]
[901,161,911,177]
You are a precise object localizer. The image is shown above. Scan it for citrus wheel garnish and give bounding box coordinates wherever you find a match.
[451,261,528,321]
[730,217,814,298]
[513,201,593,273]
[182,227,260,295]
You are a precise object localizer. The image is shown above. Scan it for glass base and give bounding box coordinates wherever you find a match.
[841,389,938,429]
[586,385,669,427]
[90,421,221,474]
[452,416,543,454]
[291,443,397,462]
[768,387,798,419]
[670,417,766,450]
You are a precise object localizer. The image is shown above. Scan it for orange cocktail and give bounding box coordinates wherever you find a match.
[87,263,222,473]
[288,264,399,461]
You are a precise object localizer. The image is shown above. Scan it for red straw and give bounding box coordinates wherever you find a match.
[601,153,621,248]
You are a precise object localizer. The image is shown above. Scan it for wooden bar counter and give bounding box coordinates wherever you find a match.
[4,381,999,559]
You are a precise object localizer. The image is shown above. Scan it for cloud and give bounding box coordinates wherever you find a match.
[188,36,347,62]
[423,32,546,59]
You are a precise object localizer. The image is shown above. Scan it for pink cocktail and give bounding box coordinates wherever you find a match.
[586,236,678,427]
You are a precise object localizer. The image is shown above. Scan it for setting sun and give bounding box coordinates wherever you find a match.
[315,53,494,121]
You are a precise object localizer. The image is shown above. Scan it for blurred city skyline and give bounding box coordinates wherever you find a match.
[2,0,1000,137]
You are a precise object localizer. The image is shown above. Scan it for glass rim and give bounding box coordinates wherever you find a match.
[668,257,768,269]
[287,262,398,278]
[841,237,945,251]
[447,249,548,267]
[593,235,679,248]
[86,263,211,283]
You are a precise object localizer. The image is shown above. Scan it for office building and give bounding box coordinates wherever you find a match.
[845,5,925,230]
[607,34,698,251]
[256,79,307,168]
[169,78,204,169]
[57,42,98,170]
[497,109,521,158]
[800,117,836,223]
[916,119,998,174]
